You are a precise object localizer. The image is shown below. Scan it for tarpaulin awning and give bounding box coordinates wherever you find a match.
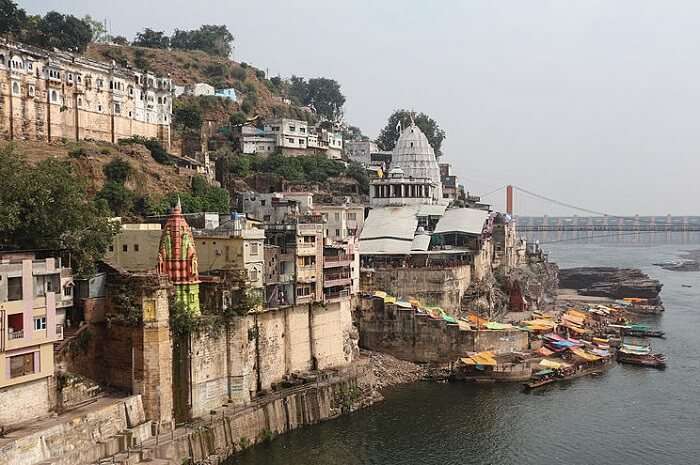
[570,347,602,362]
[485,322,513,330]
[620,344,651,355]
[562,313,586,326]
[592,349,610,357]
[384,295,396,304]
[535,369,554,376]
[537,347,555,357]
[467,314,489,327]
[457,320,471,331]
[522,319,556,328]
[373,291,387,299]
[395,301,413,309]
[592,337,609,344]
[461,351,498,366]
[539,359,569,369]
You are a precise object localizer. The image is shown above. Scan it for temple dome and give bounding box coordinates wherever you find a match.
[392,123,442,187]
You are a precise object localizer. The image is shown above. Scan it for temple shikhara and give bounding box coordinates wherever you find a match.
[158,198,201,315]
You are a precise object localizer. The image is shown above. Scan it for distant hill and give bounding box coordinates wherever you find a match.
[86,43,317,124]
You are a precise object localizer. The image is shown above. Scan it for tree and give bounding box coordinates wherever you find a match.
[133,28,170,49]
[0,0,26,36]
[96,181,134,216]
[287,75,308,106]
[306,78,345,121]
[0,145,118,276]
[39,12,93,53]
[171,25,234,57]
[82,15,110,43]
[377,109,446,156]
[173,100,203,131]
[112,35,129,45]
[103,158,132,184]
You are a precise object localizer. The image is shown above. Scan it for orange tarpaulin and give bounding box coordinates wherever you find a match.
[467,314,489,327]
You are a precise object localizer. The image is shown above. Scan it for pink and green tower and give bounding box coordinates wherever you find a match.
[157,198,201,315]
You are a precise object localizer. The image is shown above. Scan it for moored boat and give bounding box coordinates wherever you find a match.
[616,344,666,368]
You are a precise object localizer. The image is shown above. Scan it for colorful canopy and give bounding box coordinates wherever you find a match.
[461,351,498,366]
[539,359,569,369]
[485,322,513,330]
[570,347,602,362]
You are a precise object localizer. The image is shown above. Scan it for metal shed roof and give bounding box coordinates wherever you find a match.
[433,208,489,235]
[360,206,419,241]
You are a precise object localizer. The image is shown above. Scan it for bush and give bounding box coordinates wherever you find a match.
[68,147,87,158]
[96,181,134,216]
[229,112,247,125]
[231,66,247,81]
[255,69,265,80]
[103,158,132,183]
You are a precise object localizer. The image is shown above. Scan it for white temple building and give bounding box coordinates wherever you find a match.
[369,122,445,207]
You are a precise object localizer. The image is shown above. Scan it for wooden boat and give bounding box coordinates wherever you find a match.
[623,328,665,338]
[524,362,610,390]
[617,350,666,368]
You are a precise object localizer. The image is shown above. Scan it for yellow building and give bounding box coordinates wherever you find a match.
[0,39,172,147]
[0,252,72,426]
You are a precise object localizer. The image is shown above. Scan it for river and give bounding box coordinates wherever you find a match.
[228,233,700,465]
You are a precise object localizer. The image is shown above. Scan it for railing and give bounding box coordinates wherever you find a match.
[9,329,24,340]
[325,289,350,300]
[324,272,351,281]
[297,242,317,249]
[324,254,351,263]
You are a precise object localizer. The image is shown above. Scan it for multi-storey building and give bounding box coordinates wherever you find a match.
[0,251,72,426]
[345,139,378,165]
[316,203,365,243]
[0,39,172,147]
[232,124,276,155]
[262,118,308,154]
[264,216,324,307]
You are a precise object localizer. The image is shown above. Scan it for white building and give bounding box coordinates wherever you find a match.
[346,140,379,165]
[263,118,309,154]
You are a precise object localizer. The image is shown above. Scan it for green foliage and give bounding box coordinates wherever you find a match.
[133,28,170,49]
[0,145,118,276]
[82,15,109,43]
[255,69,265,80]
[96,181,134,216]
[223,153,359,186]
[0,1,93,53]
[170,24,234,57]
[68,146,87,158]
[286,76,345,121]
[173,100,203,131]
[239,437,251,449]
[133,48,148,71]
[346,161,370,195]
[257,429,274,443]
[231,66,247,81]
[229,111,247,125]
[112,35,129,46]
[377,109,446,156]
[118,136,173,165]
[103,159,132,183]
[148,176,230,215]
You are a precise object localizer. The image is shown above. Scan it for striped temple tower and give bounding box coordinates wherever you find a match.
[157,197,201,315]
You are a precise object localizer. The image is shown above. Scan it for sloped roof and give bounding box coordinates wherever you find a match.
[433,208,489,236]
[360,206,419,241]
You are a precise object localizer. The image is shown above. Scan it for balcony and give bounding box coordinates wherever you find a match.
[8,329,24,340]
[297,242,317,256]
[324,289,350,301]
[324,254,352,268]
[324,272,352,288]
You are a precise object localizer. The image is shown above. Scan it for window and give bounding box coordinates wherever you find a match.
[34,317,47,331]
[77,97,82,107]
[122,244,128,252]
[11,81,19,95]
[335,229,341,237]
[67,73,73,82]
[128,111,132,118]
[271,126,280,132]
[289,125,296,132]
[51,90,58,103]
[76,75,81,83]
[303,236,315,243]
[63,286,72,297]
[134,244,140,252]
[300,127,306,133]
[296,286,311,297]
[27,62,32,70]
[8,277,22,301]
[260,200,266,206]
[98,104,103,112]
[249,269,258,282]
[250,242,259,256]
[287,138,294,144]
[114,103,121,114]
[264,215,271,221]
[348,213,356,220]
[299,138,304,145]
[9,353,36,378]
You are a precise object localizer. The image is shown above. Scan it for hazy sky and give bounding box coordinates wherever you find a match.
[23,0,700,215]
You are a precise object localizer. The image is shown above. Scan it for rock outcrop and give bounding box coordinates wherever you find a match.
[559,267,662,302]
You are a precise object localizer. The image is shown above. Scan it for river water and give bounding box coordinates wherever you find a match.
[229,233,700,465]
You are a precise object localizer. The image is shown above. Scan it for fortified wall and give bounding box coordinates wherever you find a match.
[361,264,472,313]
[0,39,171,147]
[356,296,528,363]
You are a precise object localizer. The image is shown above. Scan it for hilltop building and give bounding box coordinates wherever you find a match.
[0,39,172,147]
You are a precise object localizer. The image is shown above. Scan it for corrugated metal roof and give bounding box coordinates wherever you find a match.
[360,206,419,241]
[417,204,448,217]
[433,208,489,235]
[360,238,413,255]
[410,234,431,251]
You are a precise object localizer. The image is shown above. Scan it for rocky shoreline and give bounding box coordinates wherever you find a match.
[559,267,663,302]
